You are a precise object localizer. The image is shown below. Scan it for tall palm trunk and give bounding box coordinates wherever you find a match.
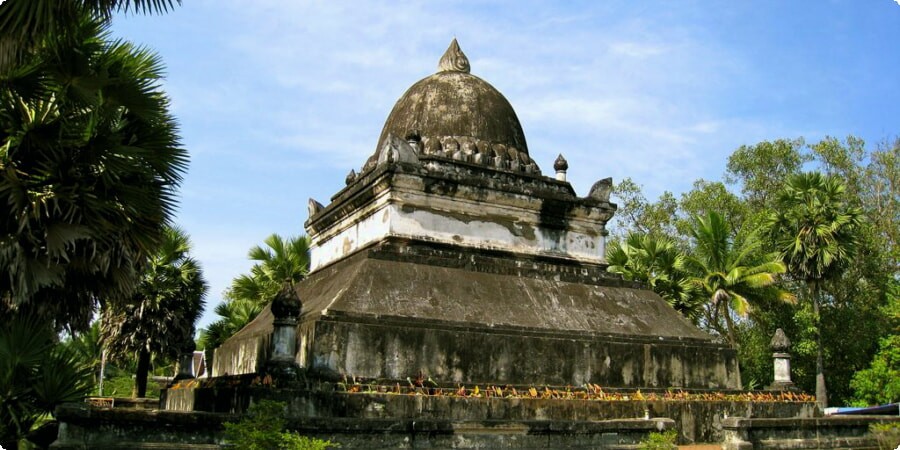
[135,348,151,398]
[722,301,738,348]
[810,281,827,408]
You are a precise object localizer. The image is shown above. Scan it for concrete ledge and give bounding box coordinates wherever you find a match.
[722,415,900,450]
[52,402,678,449]
[162,387,815,444]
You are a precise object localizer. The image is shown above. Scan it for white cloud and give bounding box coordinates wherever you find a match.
[608,41,666,58]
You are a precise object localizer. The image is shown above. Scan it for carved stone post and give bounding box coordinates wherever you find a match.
[264,281,302,381]
[173,339,197,381]
[768,328,795,391]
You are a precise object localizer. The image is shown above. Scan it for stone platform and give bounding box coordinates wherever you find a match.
[53,391,898,449]
[160,385,816,445]
[52,400,675,449]
[215,241,741,391]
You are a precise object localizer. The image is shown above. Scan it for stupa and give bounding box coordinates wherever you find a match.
[214,39,740,391]
[56,41,888,450]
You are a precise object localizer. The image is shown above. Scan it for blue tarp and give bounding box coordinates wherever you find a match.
[826,403,899,415]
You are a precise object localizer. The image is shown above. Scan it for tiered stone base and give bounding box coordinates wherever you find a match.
[51,401,673,449]
[159,386,816,445]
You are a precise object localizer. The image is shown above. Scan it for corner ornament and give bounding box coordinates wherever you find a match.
[438,38,470,74]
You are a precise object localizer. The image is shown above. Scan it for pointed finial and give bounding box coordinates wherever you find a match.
[553,154,569,172]
[554,154,568,181]
[438,38,470,73]
[770,328,791,352]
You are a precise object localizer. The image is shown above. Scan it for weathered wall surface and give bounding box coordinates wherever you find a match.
[211,305,272,377]
[52,403,228,449]
[298,243,714,341]
[162,387,817,445]
[308,315,739,389]
[307,163,615,271]
[214,241,737,384]
[54,401,676,449]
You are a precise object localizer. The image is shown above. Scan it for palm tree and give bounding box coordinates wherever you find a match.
[228,234,311,306]
[61,322,105,388]
[0,0,180,70]
[0,13,186,331]
[767,172,863,408]
[101,227,207,397]
[607,233,703,320]
[1,316,93,448]
[689,211,793,347]
[198,234,310,369]
[197,299,264,376]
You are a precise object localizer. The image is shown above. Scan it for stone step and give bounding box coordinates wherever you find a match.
[52,443,219,450]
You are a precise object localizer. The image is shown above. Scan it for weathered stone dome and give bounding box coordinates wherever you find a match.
[374,39,529,157]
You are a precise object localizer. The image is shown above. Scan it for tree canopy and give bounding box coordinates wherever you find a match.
[609,136,899,405]
[101,227,207,397]
[0,12,186,331]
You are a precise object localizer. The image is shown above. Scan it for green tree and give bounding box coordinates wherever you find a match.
[60,322,104,388]
[233,234,311,305]
[607,233,702,320]
[610,178,678,239]
[677,179,749,238]
[101,227,207,397]
[725,138,811,208]
[0,317,93,448]
[767,172,863,408]
[850,282,900,405]
[0,13,187,331]
[0,0,180,70]
[850,335,900,406]
[688,211,793,347]
[723,136,896,404]
[199,234,310,371]
[862,139,900,271]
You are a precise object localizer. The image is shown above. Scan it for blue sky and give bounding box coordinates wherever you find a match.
[112,1,900,330]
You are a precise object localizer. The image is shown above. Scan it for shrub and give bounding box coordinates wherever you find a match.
[223,400,336,449]
[870,422,900,450]
[851,335,900,406]
[639,429,677,450]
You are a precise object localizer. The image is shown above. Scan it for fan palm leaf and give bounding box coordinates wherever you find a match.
[607,233,704,320]
[1,12,186,331]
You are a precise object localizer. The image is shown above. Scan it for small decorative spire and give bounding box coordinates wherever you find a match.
[271,279,301,320]
[438,38,470,73]
[770,328,791,352]
[553,154,569,172]
[554,154,568,182]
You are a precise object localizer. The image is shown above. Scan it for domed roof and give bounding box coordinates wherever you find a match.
[374,39,529,156]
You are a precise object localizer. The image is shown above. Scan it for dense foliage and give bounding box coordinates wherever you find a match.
[0,11,186,331]
[0,317,93,447]
[609,136,899,406]
[223,400,336,450]
[0,0,180,70]
[638,429,677,450]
